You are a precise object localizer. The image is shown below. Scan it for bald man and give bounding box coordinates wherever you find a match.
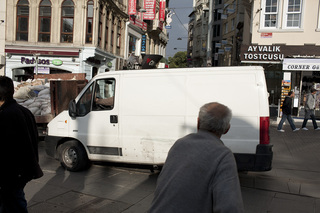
[149,102,244,213]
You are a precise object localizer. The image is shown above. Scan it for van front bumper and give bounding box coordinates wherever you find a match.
[234,144,273,171]
[45,135,62,159]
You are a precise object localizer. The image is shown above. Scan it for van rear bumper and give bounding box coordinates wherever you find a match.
[234,144,273,171]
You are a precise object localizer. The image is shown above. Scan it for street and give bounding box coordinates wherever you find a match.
[26,121,320,213]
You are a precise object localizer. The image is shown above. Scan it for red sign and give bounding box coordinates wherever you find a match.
[261,32,272,38]
[159,1,166,22]
[128,0,136,15]
[143,0,156,20]
[129,16,147,31]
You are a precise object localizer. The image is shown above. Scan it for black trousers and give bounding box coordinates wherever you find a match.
[0,185,28,213]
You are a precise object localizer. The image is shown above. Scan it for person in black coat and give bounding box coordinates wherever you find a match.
[277,91,299,132]
[0,76,43,213]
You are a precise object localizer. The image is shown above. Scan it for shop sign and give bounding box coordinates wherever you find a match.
[107,62,113,68]
[143,0,156,20]
[128,0,136,15]
[261,32,272,38]
[129,16,147,31]
[242,45,284,62]
[21,57,50,65]
[218,49,225,54]
[52,59,63,66]
[225,47,232,52]
[159,0,166,22]
[34,67,49,74]
[283,58,320,71]
[141,34,147,53]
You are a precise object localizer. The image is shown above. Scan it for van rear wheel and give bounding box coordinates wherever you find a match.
[58,140,90,172]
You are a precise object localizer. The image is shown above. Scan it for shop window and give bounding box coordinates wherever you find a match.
[261,0,280,28]
[129,36,137,54]
[92,67,98,77]
[105,10,110,49]
[86,0,94,43]
[38,0,51,42]
[16,0,29,41]
[283,0,303,28]
[98,3,103,47]
[61,0,74,43]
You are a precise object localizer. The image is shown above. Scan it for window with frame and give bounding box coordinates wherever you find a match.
[105,10,110,49]
[214,9,221,21]
[86,0,94,43]
[231,18,235,30]
[284,0,303,28]
[213,24,220,37]
[61,0,74,43]
[263,0,279,28]
[111,16,115,48]
[117,20,121,49]
[98,4,103,47]
[16,0,29,41]
[38,0,51,42]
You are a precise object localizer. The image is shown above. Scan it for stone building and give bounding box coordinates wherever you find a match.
[4,0,168,80]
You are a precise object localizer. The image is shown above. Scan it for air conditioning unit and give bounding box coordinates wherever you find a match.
[0,55,5,65]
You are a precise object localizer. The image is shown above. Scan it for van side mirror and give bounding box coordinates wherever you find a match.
[69,100,77,118]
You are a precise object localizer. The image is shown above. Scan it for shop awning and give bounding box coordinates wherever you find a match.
[5,46,80,57]
[283,58,320,71]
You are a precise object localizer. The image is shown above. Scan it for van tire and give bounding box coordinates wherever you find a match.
[58,140,90,172]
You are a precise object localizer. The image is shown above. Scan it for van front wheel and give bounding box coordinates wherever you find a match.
[58,140,90,172]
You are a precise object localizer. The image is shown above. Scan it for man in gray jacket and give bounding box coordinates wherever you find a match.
[302,88,320,130]
[149,102,244,213]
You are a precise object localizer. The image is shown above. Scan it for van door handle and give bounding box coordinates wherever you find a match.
[110,115,118,123]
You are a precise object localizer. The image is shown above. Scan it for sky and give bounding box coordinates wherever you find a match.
[165,0,193,58]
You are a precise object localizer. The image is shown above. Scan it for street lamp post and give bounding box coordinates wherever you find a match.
[206,0,214,66]
[33,53,41,78]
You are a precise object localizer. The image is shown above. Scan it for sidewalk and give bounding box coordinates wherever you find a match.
[25,123,320,212]
[240,122,320,212]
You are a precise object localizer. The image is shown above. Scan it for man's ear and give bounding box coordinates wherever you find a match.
[223,124,231,135]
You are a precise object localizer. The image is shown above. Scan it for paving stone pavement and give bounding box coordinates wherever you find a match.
[25,120,320,212]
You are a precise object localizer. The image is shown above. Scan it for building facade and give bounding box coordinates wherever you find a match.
[4,0,168,81]
[241,0,320,115]
[189,0,210,67]
[0,0,5,75]
[189,0,250,67]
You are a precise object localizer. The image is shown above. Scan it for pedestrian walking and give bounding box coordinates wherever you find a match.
[0,76,43,213]
[301,88,320,130]
[149,102,244,213]
[277,91,299,132]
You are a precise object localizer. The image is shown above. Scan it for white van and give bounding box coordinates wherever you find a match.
[45,66,272,172]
